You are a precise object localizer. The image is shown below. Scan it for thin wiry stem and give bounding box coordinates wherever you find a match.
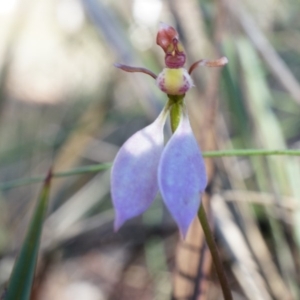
[198,205,233,300]
[2,149,300,190]
[114,63,157,79]
[204,149,300,157]
[0,163,112,190]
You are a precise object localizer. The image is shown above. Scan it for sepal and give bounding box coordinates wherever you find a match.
[111,111,167,230]
[158,111,207,237]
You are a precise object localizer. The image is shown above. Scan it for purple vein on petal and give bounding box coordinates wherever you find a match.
[158,111,207,238]
[111,108,168,231]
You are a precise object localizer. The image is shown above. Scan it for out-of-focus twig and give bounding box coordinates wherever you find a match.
[212,195,274,300]
[81,0,162,118]
[216,115,293,300]
[222,189,299,210]
[223,0,300,105]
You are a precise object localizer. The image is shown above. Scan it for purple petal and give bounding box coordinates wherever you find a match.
[158,113,207,238]
[111,111,167,231]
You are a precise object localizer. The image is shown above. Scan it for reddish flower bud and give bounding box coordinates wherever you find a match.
[156,22,178,52]
[156,23,186,68]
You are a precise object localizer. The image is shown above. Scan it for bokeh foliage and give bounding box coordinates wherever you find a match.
[1,0,300,299]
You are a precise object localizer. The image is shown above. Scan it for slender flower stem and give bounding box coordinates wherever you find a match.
[167,97,232,299]
[198,204,233,300]
[168,94,184,132]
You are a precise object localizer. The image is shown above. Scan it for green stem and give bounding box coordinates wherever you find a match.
[203,149,300,157]
[170,102,181,132]
[2,149,300,190]
[198,204,233,300]
[168,94,184,132]
[0,163,112,190]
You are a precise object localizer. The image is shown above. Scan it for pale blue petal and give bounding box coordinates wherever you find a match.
[111,111,167,231]
[158,113,207,238]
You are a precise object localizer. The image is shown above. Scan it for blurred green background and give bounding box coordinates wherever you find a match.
[1,0,300,299]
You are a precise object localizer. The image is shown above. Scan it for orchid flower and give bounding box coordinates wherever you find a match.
[111,23,228,238]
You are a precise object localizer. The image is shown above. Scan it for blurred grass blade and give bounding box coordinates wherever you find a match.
[4,170,52,300]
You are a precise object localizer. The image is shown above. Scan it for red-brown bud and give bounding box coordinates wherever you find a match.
[156,23,186,68]
[156,23,178,52]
